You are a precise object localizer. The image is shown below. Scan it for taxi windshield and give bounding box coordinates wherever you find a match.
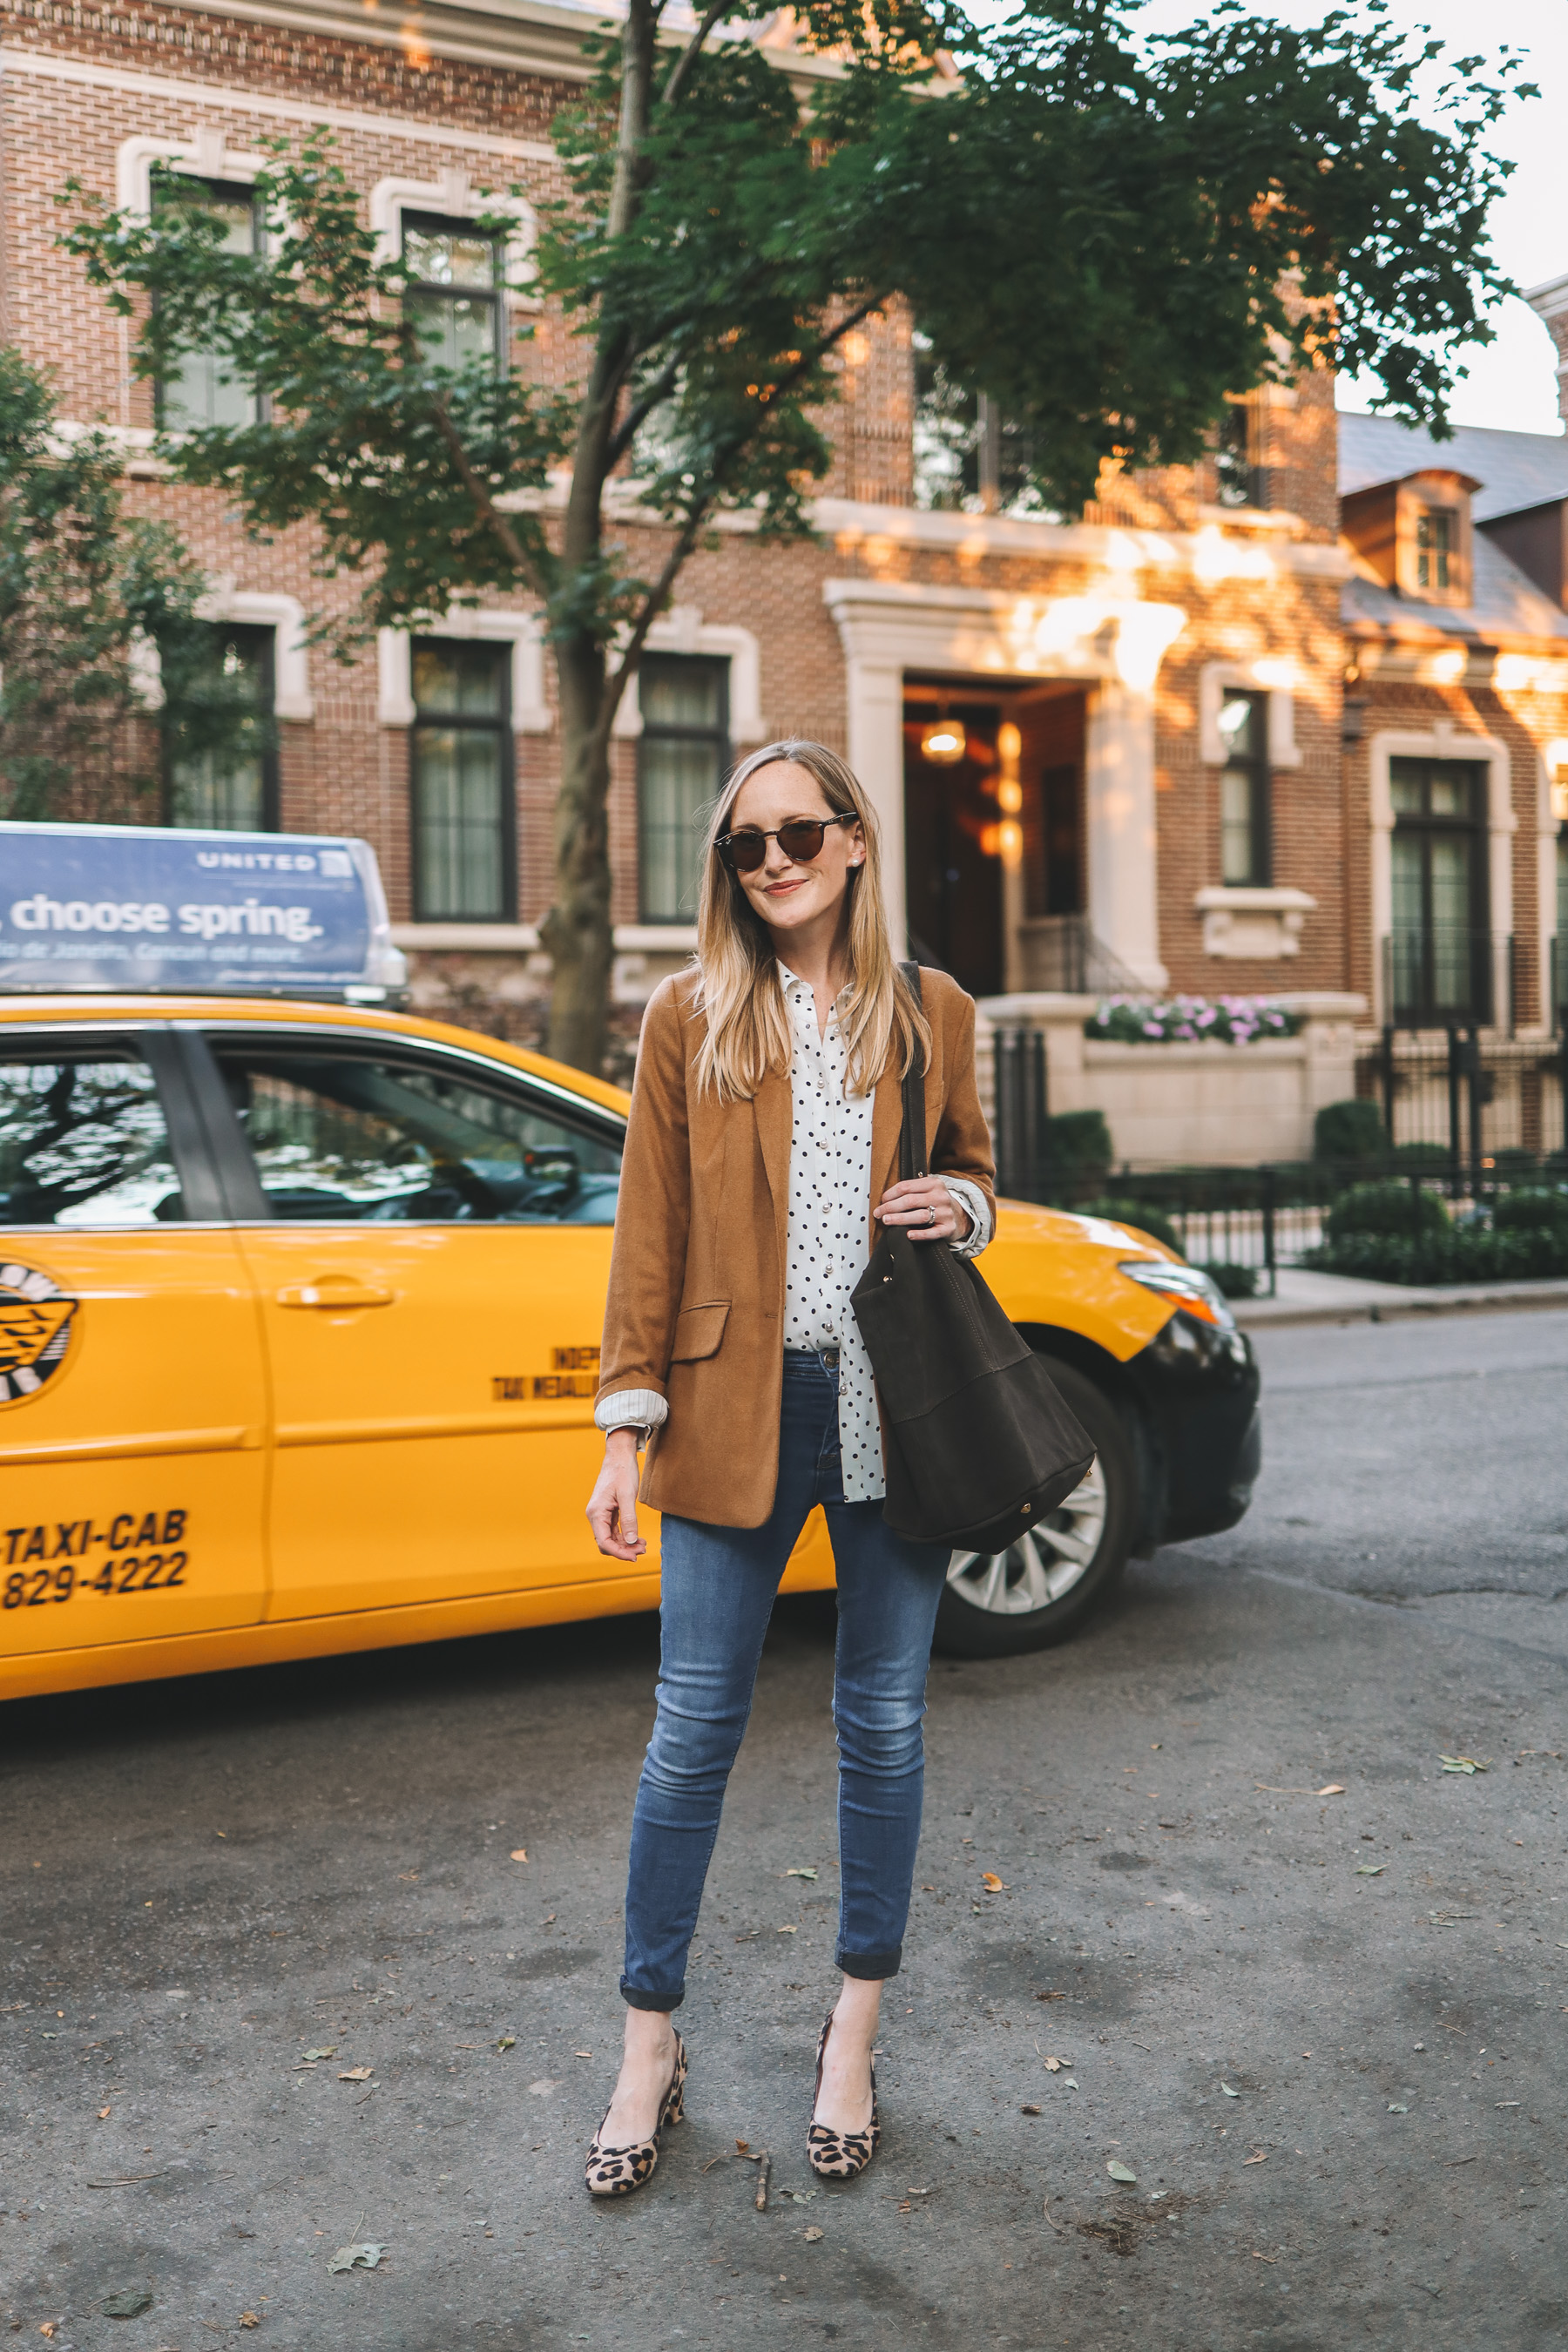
[213,1043,622,1225]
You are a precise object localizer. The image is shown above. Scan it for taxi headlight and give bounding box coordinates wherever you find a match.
[1117,1256,1238,1333]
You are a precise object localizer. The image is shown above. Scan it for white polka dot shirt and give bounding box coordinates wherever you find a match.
[597,963,991,1495]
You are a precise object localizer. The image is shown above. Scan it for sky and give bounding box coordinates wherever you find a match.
[1134,0,1568,438]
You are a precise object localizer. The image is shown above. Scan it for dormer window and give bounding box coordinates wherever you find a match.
[1416,505,1456,592]
[1341,465,1477,608]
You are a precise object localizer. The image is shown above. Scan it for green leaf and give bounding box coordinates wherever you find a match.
[1355,1864,1387,1876]
[1106,2160,1138,2184]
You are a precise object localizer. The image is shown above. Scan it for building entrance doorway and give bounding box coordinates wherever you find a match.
[902,679,1087,997]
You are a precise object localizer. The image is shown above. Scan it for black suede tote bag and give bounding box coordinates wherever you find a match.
[850,965,1096,1554]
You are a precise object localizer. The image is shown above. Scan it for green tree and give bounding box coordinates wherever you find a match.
[60,1,1526,1071]
[0,345,259,824]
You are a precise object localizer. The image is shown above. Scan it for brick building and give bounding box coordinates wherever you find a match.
[3,0,1567,1149]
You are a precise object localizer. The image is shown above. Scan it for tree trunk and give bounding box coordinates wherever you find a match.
[539,628,616,1075]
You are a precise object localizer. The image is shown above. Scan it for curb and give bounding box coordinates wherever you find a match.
[1235,1281,1568,1332]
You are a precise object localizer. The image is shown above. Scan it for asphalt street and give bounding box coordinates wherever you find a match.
[3,1307,1567,2352]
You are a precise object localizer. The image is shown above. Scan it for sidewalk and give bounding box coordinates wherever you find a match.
[1233,1263,1568,1328]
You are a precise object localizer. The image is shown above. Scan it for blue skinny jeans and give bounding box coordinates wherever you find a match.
[621,1350,950,2011]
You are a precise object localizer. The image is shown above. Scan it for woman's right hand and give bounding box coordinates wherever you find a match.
[587,1428,647,1561]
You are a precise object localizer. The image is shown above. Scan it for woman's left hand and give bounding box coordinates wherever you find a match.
[875,1175,970,1244]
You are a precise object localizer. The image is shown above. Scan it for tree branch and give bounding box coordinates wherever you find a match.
[659,0,732,114]
[426,389,540,589]
[598,495,713,741]
[605,347,687,473]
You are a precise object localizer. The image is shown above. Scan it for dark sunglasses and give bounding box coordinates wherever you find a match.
[715,811,856,875]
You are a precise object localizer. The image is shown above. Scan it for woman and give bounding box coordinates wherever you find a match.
[583,738,995,2197]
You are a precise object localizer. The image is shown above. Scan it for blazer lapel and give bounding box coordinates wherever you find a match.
[869,1063,904,1237]
[754,1063,793,1264]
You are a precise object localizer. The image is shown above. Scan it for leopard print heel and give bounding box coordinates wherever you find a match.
[806,2011,880,2182]
[584,2031,687,2198]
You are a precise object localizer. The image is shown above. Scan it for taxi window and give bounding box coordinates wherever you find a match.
[210,1043,622,1224]
[0,1051,186,1227]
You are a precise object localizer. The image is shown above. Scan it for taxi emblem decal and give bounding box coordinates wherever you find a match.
[0,1262,78,1403]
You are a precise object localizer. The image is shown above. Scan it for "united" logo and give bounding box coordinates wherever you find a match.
[0,1262,77,1404]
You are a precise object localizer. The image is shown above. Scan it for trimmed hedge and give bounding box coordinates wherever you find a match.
[1308,1224,1568,1284]
[1314,1098,1385,1161]
[1493,1186,1568,1239]
[1324,1179,1450,1244]
[1202,1260,1260,1300]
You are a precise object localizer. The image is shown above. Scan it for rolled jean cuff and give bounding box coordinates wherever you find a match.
[621,1976,685,2012]
[836,1943,901,1981]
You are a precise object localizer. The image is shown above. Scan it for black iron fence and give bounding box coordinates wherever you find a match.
[990,1022,1568,1296]
[1383,928,1513,1031]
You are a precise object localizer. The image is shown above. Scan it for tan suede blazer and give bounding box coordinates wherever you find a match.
[597,965,997,1528]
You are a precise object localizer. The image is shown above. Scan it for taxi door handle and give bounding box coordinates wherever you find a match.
[276,1277,395,1310]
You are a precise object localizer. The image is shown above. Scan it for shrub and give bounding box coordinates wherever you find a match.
[1073,1196,1184,1254]
[1307,1224,1568,1285]
[1393,1139,1450,1171]
[1202,1260,1260,1299]
[1494,1186,1568,1239]
[1042,1109,1113,1189]
[1324,1179,1450,1243]
[1314,1098,1385,1162]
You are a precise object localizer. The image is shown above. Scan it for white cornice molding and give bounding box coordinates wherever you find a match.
[609,607,766,743]
[814,498,1351,583]
[823,577,1187,693]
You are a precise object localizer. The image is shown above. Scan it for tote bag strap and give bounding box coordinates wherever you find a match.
[898,959,928,1181]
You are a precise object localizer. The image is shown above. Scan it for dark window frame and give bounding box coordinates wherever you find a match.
[1388,756,1490,1023]
[400,210,506,374]
[150,172,265,432]
[164,620,280,835]
[1219,689,1272,888]
[409,636,517,923]
[637,652,731,925]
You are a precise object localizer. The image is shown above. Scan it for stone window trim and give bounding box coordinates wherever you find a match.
[1193,885,1317,961]
[377,616,551,733]
[1368,723,1516,1028]
[116,130,273,217]
[1197,660,1302,770]
[610,610,767,744]
[1538,738,1568,1020]
[132,587,313,723]
[369,172,538,312]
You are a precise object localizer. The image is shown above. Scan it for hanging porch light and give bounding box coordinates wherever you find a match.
[919,700,967,765]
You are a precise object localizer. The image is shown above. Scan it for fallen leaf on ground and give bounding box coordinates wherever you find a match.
[775,2187,818,2204]
[100,2291,153,2318]
[396,1872,418,1882]
[1107,2160,1138,2183]
[1317,1784,1346,1796]
[1035,1990,1067,2001]
[734,2139,750,2153]
[338,2067,373,2082]
[497,2036,516,2051]
[327,2243,385,2274]
[1043,2056,1066,2072]
[240,2315,260,2329]
[803,2225,823,2241]
[982,1874,1007,1891]
[784,1867,819,1882]
[1355,1864,1386,1876]
[510,1849,529,1862]
[1389,2103,1409,2113]
[1251,2251,1277,2264]
[776,1925,797,1935]
[1242,2150,1268,2164]
[755,2153,771,2211]
[1221,2083,1240,2098]
[1439,1756,1489,1774]
[301,2047,336,2062]
[1021,2103,1043,2116]
[39,2328,55,2340]
[98,2105,112,2119]
[573,2048,592,2058]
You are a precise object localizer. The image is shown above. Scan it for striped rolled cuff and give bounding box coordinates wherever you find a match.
[594,1388,670,1445]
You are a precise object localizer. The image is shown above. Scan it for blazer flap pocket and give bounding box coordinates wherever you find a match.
[670,1301,732,1362]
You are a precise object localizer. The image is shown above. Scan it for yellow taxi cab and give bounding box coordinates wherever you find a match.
[0,824,1260,1703]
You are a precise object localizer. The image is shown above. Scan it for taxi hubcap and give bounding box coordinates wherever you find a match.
[945,1462,1108,1617]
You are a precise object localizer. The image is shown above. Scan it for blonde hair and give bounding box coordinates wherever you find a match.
[692,738,931,1103]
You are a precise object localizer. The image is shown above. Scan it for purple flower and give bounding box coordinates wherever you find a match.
[1143,1020,1164,1037]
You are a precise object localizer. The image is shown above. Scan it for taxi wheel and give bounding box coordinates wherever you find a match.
[932,1359,1135,1657]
